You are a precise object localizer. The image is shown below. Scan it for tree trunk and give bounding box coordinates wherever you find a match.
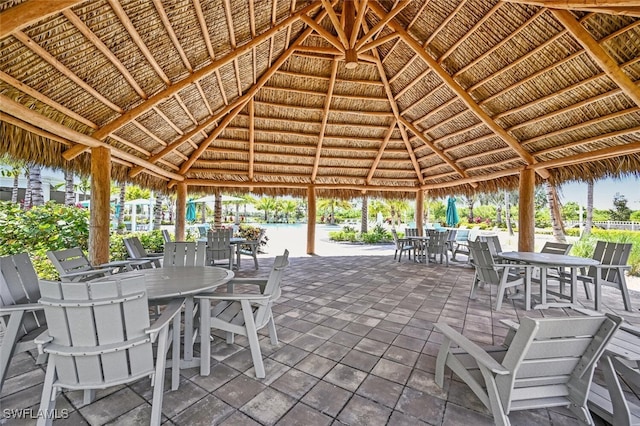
[29,165,44,207]
[505,191,514,236]
[546,181,566,243]
[584,180,594,236]
[153,195,163,230]
[361,195,368,234]
[11,174,19,203]
[496,205,502,225]
[116,181,126,234]
[23,168,31,209]
[468,197,475,222]
[214,192,222,228]
[64,169,75,206]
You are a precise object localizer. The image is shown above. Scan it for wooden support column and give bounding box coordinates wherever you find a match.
[89,146,111,265]
[416,190,424,236]
[307,186,316,254]
[518,168,535,252]
[176,182,187,241]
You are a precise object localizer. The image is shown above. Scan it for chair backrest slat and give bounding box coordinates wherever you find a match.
[0,253,44,335]
[163,242,206,267]
[47,248,94,277]
[124,237,148,259]
[468,240,500,284]
[255,250,289,327]
[588,241,632,282]
[38,276,154,388]
[540,242,572,256]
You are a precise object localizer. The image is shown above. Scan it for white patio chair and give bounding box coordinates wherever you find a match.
[162,229,172,243]
[46,247,138,282]
[468,240,531,310]
[391,229,413,262]
[0,253,47,393]
[197,249,289,379]
[163,241,206,267]
[124,236,163,268]
[425,229,450,265]
[238,228,266,270]
[35,276,184,426]
[435,313,622,426]
[206,228,233,269]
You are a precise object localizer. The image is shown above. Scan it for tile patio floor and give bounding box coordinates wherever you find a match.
[2,252,640,425]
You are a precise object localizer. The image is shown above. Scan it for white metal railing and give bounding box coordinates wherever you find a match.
[564,221,640,231]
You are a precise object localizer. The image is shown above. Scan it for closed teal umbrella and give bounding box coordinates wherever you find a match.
[186,199,197,222]
[446,197,459,227]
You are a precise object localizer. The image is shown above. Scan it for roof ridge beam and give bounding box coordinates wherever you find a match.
[0,0,84,38]
[501,1,640,17]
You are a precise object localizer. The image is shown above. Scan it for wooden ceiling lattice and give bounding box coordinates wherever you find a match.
[0,0,639,198]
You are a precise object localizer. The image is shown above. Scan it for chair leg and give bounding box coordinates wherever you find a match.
[150,327,169,426]
[252,252,258,269]
[171,311,181,390]
[469,273,480,299]
[619,275,632,311]
[480,367,510,426]
[37,358,57,426]
[199,299,211,376]
[0,311,23,394]
[267,315,278,345]
[240,300,265,379]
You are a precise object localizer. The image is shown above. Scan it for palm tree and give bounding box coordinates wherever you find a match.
[360,195,368,234]
[460,195,475,222]
[75,177,91,201]
[254,197,277,222]
[280,199,298,223]
[28,164,44,207]
[153,194,163,230]
[0,156,25,203]
[64,169,75,206]
[385,199,409,228]
[584,180,594,236]
[505,190,514,236]
[116,181,126,233]
[317,198,351,224]
[545,182,566,242]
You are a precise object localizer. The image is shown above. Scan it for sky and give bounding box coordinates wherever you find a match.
[558,176,640,210]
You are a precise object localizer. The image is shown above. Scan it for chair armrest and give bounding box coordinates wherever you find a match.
[0,302,43,314]
[60,268,112,280]
[195,292,271,301]
[146,298,185,337]
[435,323,509,375]
[34,330,53,356]
[499,319,519,331]
[227,278,268,286]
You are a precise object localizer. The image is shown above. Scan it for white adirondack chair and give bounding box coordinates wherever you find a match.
[391,229,413,262]
[163,241,206,267]
[197,250,289,379]
[238,228,265,270]
[206,229,233,269]
[0,253,47,393]
[425,229,450,265]
[468,240,531,310]
[35,276,183,426]
[46,248,135,282]
[435,314,623,426]
[162,229,172,243]
[124,236,163,268]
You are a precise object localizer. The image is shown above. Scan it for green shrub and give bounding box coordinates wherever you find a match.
[570,229,640,276]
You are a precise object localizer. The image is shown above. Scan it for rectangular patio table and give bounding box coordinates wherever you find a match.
[97,266,234,370]
[498,251,600,310]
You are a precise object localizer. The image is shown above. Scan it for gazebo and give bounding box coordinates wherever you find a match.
[1,0,639,264]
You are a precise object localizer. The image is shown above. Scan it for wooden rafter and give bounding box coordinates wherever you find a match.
[62,9,146,99]
[1,94,183,181]
[423,0,467,48]
[552,9,640,107]
[249,98,255,180]
[320,0,349,48]
[535,126,640,156]
[175,94,198,126]
[351,0,368,48]
[368,1,549,179]
[195,82,214,115]
[152,0,192,72]
[0,0,84,39]
[106,0,170,85]
[0,70,97,129]
[312,59,339,182]
[501,0,640,17]
[531,141,640,170]
[381,0,430,63]
[93,1,322,141]
[300,15,345,52]
[357,33,400,54]
[353,1,409,51]
[14,31,123,113]
[394,68,433,100]
[177,12,325,177]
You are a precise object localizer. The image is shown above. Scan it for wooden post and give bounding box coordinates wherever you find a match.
[89,146,111,265]
[416,190,424,236]
[176,182,187,241]
[307,185,316,254]
[518,168,535,252]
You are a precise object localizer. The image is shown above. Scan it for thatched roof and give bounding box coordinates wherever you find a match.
[1,0,639,199]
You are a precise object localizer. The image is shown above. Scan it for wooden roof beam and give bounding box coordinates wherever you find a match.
[531,141,640,170]
[1,94,183,181]
[381,0,431,63]
[369,1,549,179]
[393,68,433,100]
[14,31,123,113]
[535,125,640,156]
[366,120,397,184]
[320,0,349,48]
[248,99,255,180]
[106,0,170,85]
[551,9,640,107]
[312,59,339,182]
[177,12,324,177]
[0,0,84,39]
[353,1,409,51]
[0,70,97,129]
[501,0,640,17]
[185,179,421,192]
[62,9,146,99]
[300,15,345,52]
[152,0,191,71]
[424,0,467,47]
[93,1,322,141]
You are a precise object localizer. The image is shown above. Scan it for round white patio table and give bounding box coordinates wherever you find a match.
[498,252,600,310]
[103,266,234,368]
